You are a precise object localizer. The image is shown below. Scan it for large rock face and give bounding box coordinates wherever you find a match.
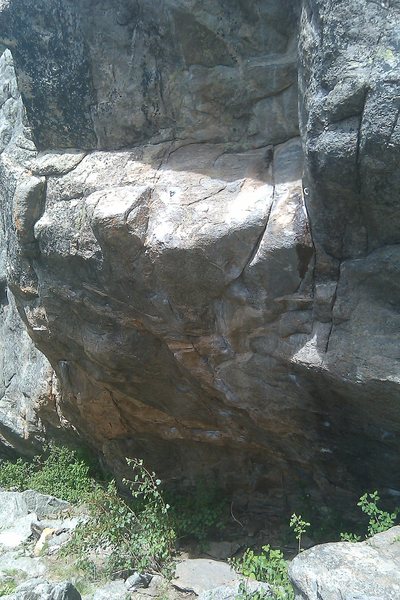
[0,0,399,514]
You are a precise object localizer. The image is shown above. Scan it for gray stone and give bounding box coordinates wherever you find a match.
[0,490,69,522]
[0,492,37,548]
[0,51,59,458]
[199,580,273,600]
[173,559,240,595]
[0,1,300,150]
[0,550,46,579]
[92,580,129,600]
[125,572,152,591]
[20,490,70,519]
[205,542,241,561]
[0,512,36,549]
[0,274,56,457]
[0,490,70,549]
[31,151,87,177]
[8,578,81,600]
[289,526,400,600]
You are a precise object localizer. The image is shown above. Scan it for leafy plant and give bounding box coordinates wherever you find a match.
[0,449,175,579]
[358,491,398,537]
[65,458,175,579]
[0,457,34,491]
[230,545,294,600]
[28,445,93,503]
[0,444,93,503]
[339,532,362,542]
[339,491,398,542]
[289,513,310,553]
[0,580,17,596]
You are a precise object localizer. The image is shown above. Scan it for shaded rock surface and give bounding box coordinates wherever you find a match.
[0,0,399,517]
[4,579,81,600]
[289,526,400,600]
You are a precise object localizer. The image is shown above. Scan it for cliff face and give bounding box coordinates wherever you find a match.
[0,0,399,512]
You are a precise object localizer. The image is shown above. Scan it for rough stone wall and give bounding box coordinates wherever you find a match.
[0,0,399,515]
[297,0,400,496]
[0,49,64,456]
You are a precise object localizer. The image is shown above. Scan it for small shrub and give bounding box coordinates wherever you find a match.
[0,580,17,597]
[230,545,294,600]
[65,458,175,578]
[0,444,93,503]
[28,445,93,503]
[339,491,398,542]
[0,449,175,578]
[0,457,34,491]
[358,491,398,537]
[339,532,362,542]
[289,513,310,553]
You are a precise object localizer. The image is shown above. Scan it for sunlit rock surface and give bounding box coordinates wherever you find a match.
[0,0,399,514]
[289,526,400,600]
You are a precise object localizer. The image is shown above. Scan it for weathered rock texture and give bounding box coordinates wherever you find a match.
[0,0,399,513]
[289,526,400,600]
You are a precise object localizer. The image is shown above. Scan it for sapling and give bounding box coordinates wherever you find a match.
[289,513,310,553]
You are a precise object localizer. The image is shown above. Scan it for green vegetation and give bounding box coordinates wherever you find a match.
[230,545,294,600]
[289,514,310,554]
[0,444,93,503]
[0,447,175,578]
[230,512,311,600]
[340,490,399,542]
[28,445,93,503]
[64,458,175,578]
[0,580,17,597]
[1,445,399,593]
[0,457,34,491]
[358,491,398,537]
[0,446,232,580]
[339,532,362,542]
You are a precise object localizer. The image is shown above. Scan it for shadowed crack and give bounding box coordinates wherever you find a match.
[386,103,400,145]
[233,149,277,280]
[355,88,368,194]
[3,373,15,390]
[325,261,341,354]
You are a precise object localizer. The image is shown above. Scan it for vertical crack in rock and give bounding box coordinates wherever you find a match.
[300,186,316,294]
[386,104,400,146]
[324,261,341,354]
[236,150,276,279]
[355,89,368,195]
